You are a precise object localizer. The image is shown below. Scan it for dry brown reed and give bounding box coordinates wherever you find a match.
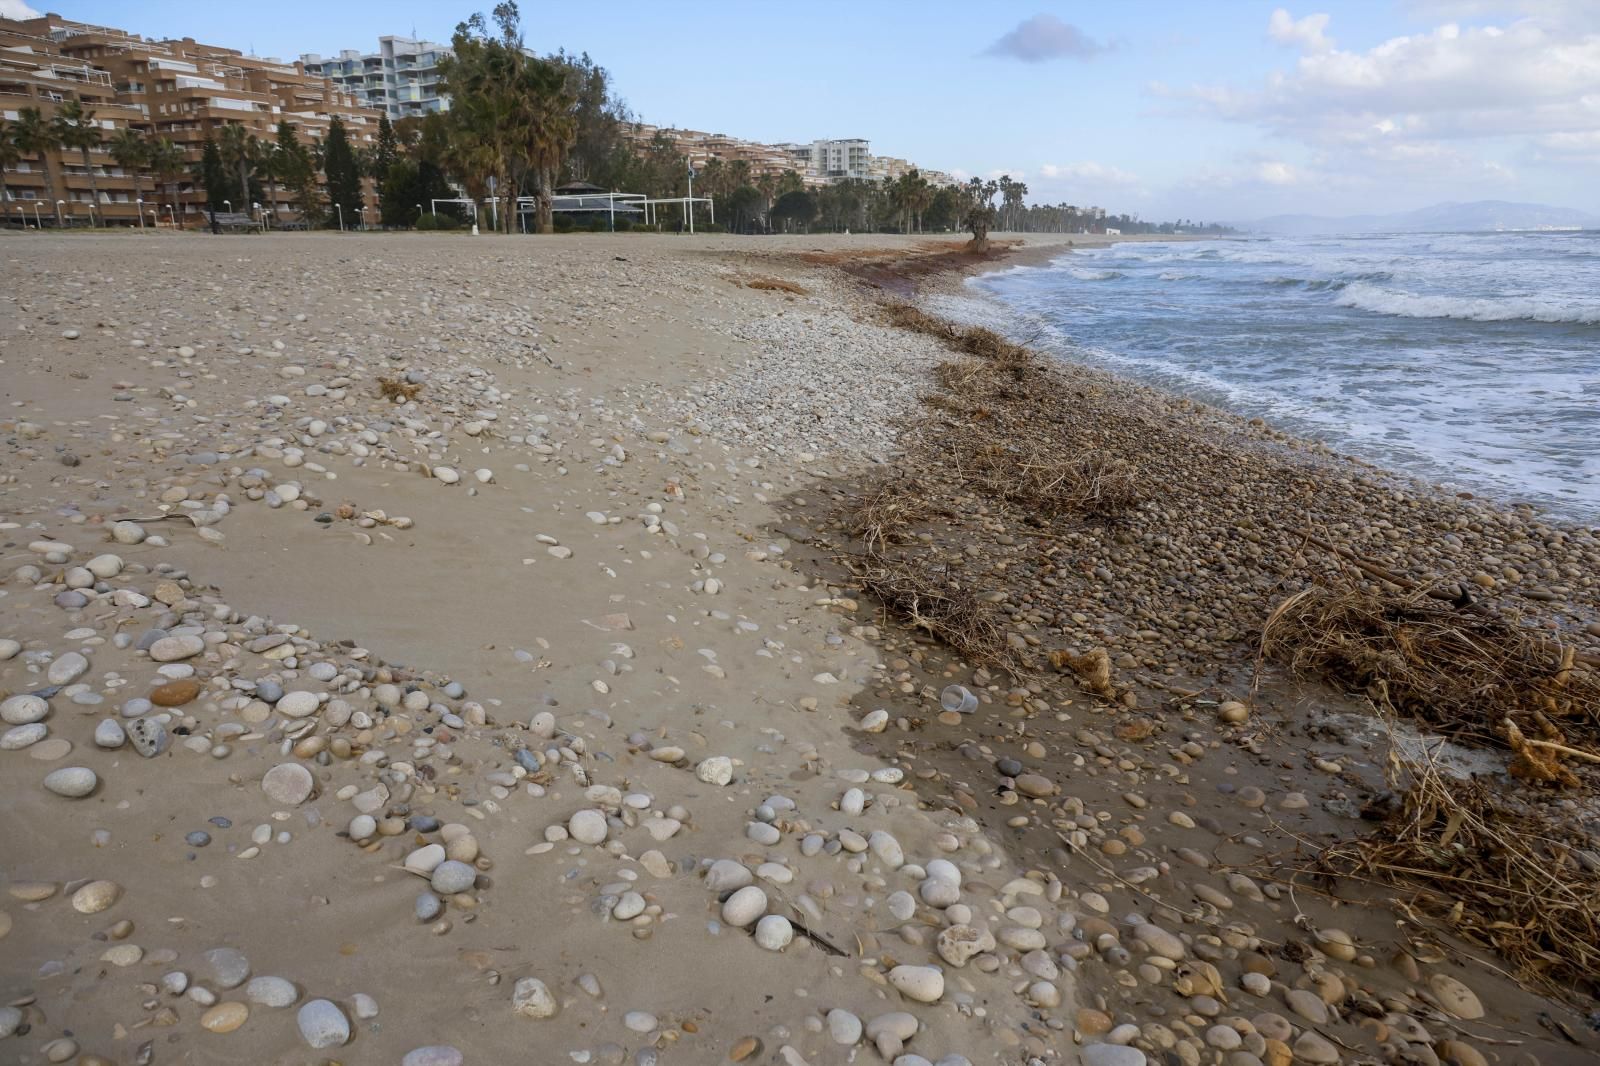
[1262,580,1600,785]
[853,559,1028,674]
[1317,739,1600,1002]
[845,479,933,554]
[739,276,808,295]
[377,377,423,402]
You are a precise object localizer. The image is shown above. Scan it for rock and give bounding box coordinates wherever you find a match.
[204,947,251,989]
[2,694,50,725]
[827,1009,862,1045]
[1014,773,1055,798]
[200,1002,250,1033]
[1291,1031,1339,1064]
[1081,1045,1148,1066]
[868,830,904,869]
[1285,988,1329,1025]
[44,766,97,798]
[431,860,477,895]
[150,679,202,706]
[262,763,314,806]
[86,553,124,578]
[887,965,944,1003]
[695,755,734,786]
[859,709,889,732]
[246,976,298,1008]
[936,924,992,968]
[1,724,47,750]
[70,880,121,914]
[513,977,558,1018]
[276,690,320,718]
[755,914,794,950]
[434,466,461,485]
[1428,973,1484,1020]
[0,1006,22,1038]
[296,999,350,1048]
[1219,701,1250,724]
[111,522,147,544]
[706,860,754,892]
[149,634,205,662]
[721,886,768,927]
[569,808,608,844]
[93,719,127,749]
[1131,922,1186,960]
[48,652,89,685]
[128,717,167,757]
[405,845,447,873]
[730,1036,762,1062]
[404,1048,465,1066]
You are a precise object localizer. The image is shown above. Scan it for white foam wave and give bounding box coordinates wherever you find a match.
[1336,283,1600,324]
[1157,270,1198,281]
[1068,267,1122,281]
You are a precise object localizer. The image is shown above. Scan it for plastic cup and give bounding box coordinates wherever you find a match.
[940,685,979,714]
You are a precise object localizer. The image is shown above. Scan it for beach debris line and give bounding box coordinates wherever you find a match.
[1261,578,1600,786]
[1316,738,1600,1002]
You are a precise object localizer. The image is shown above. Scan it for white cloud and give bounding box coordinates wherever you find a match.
[1168,10,1599,192]
[985,168,1025,180]
[1039,161,1141,186]
[1268,9,1335,52]
[0,0,43,17]
[1256,161,1300,184]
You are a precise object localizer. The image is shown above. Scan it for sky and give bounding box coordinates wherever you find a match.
[10,0,1600,221]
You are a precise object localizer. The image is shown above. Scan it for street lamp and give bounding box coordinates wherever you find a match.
[136,198,145,231]
[166,204,176,228]
[253,202,263,232]
[32,203,41,228]
[55,199,64,228]
[223,199,231,215]
[147,206,157,228]
[335,203,344,232]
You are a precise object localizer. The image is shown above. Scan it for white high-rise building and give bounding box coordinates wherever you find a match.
[301,35,452,119]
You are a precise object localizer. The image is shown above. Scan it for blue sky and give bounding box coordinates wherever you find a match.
[25,1,1600,221]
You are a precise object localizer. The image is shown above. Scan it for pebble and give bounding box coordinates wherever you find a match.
[430,860,477,895]
[262,763,314,806]
[513,977,559,1018]
[1081,1045,1148,1066]
[696,755,734,786]
[48,651,89,685]
[887,965,944,1003]
[721,886,768,927]
[1429,973,1485,1019]
[296,998,350,1048]
[200,1002,250,1033]
[404,1049,465,1066]
[93,718,126,748]
[246,976,298,1007]
[70,879,121,914]
[277,690,321,717]
[624,1011,658,1033]
[44,766,97,797]
[569,809,608,844]
[827,1009,863,1045]
[755,914,794,950]
[2,694,50,725]
[205,947,251,989]
[149,634,205,662]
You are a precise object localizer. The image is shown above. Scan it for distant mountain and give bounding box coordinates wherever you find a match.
[1247,200,1600,235]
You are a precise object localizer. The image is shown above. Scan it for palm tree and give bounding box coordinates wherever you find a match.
[146,136,186,225]
[11,107,60,220]
[52,99,103,225]
[218,123,255,216]
[107,127,150,218]
[0,118,21,220]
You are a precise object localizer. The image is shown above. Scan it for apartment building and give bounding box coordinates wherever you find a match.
[301,36,451,119]
[1,13,382,226]
[623,123,816,183]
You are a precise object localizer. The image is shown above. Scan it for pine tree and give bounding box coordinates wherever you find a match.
[322,117,364,228]
[373,115,399,183]
[196,137,226,227]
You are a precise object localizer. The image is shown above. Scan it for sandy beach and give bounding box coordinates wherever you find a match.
[2,230,1596,1066]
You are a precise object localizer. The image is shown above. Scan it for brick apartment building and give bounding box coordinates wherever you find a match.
[1,13,382,227]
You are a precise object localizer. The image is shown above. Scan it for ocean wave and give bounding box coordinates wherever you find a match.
[1336,283,1600,324]
[1068,267,1124,281]
[1157,270,1199,281]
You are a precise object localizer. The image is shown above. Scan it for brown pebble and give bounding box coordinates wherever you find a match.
[729,1036,761,1061]
[1076,1008,1112,1036]
[150,680,202,707]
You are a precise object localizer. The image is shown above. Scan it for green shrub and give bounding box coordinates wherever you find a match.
[613,217,633,232]
[587,216,606,232]
[415,212,460,231]
[552,214,575,233]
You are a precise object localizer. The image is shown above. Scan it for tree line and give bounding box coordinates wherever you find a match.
[1,1,1234,237]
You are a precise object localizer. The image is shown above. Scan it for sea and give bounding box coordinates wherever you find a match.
[950,231,1600,522]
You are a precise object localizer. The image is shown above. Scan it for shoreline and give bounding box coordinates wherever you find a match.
[946,237,1598,529]
[0,232,1594,1066]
